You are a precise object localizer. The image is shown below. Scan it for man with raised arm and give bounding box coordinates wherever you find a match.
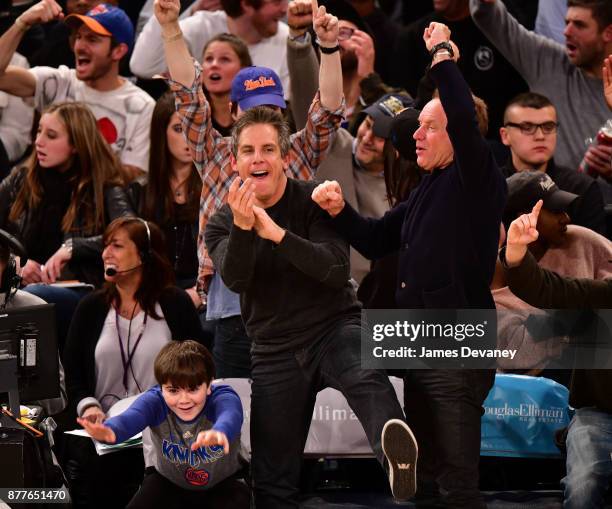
[0,0,154,176]
[156,0,345,374]
[501,201,612,508]
[312,22,507,508]
[470,0,612,179]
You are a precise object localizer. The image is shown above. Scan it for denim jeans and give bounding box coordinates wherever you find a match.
[562,407,612,509]
[213,315,252,379]
[23,284,91,356]
[250,315,404,509]
[403,369,495,508]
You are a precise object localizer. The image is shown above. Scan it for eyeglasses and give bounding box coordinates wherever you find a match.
[504,121,559,135]
[338,27,355,41]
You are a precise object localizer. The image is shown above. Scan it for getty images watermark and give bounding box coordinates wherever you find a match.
[361,309,612,370]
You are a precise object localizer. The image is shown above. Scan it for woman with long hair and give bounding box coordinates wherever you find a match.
[200,33,252,136]
[64,216,208,508]
[0,101,134,350]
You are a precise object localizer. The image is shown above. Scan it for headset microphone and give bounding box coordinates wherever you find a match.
[104,264,143,277]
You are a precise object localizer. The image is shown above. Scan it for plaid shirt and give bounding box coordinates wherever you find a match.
[167,62,344,294]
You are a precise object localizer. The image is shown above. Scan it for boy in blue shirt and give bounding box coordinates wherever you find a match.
[78,340,248,508]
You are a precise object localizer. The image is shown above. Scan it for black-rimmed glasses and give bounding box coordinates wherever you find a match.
[504,121,559,135]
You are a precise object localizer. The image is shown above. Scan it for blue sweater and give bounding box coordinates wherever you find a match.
[105,384,243,490]
[334,60,507,309]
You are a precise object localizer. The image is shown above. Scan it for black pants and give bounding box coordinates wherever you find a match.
[250,316,405,509]
[63,435,144,508]
[126,468,250,509]
[403,369,495,508]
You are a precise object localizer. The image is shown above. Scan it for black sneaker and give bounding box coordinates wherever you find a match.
[382,419,418,501]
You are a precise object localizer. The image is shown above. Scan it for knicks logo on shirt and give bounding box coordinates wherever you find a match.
[185,467,210,486]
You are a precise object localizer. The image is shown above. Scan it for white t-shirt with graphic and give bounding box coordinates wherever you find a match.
[31,66,155,171]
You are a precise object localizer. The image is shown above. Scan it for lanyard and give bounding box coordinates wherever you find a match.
[115,302,148,395]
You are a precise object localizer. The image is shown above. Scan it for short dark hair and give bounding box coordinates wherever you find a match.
[231,106,291,158]
[503,92,555,123]
[154,340,215,389]
[567,0,612,31]
[221,0,263,18]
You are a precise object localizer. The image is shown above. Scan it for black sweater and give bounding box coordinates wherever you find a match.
[334,60,507,309]
[205,178,360,354]
[507,251,612,413]
[63,286,208,417]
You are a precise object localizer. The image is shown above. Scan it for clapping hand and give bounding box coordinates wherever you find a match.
[228,177,256,230]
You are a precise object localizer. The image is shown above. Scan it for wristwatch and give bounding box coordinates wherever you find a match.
[429,41,454,59]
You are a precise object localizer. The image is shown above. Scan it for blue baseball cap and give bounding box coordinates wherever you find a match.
[230,66,286,111]
[65,4,134,52]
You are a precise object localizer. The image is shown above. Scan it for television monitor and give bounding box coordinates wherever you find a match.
[0,304,59,404]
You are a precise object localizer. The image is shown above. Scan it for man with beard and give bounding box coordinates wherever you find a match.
[470,0,612,178]
[0,0,154,176]
[131,0,291,95]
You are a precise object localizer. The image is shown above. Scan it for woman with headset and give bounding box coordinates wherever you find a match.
[63,217,209,508]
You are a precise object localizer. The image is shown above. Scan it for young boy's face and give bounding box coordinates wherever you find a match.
[161,383,211,422]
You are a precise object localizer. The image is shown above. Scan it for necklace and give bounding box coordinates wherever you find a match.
[171,176,190,198]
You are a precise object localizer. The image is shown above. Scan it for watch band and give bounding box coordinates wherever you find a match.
[429,41,454,59]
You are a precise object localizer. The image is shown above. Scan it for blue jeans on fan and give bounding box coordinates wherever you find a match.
[562,407,612,509]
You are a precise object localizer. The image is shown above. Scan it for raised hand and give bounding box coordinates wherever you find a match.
[19,0,63,27]
[311,180,345,217]
[77,416,117,444]
[287,0,312,37]
[191,429,229,453]
[350,30,375,78]
[505,200,542,266]
[312,0,339,47]
[252,206,285,244]
[228,177,256,230]
[154,0,180,26]
[603,55,612,111]
[423,22,451,52]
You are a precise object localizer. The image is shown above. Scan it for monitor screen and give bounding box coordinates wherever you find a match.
[0,304,59,402]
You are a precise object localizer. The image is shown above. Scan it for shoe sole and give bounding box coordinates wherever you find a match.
[382,419,418,501]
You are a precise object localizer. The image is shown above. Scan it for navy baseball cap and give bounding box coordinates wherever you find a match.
[506,171,578,214]
[361,93,414,139]
[230,66,286,111]
[65,4,135,52]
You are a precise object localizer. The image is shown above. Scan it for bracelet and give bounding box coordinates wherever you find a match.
[433,50,451,60]
[316,38,340,54]
[162,30,183,42]
[14,16,29,32]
